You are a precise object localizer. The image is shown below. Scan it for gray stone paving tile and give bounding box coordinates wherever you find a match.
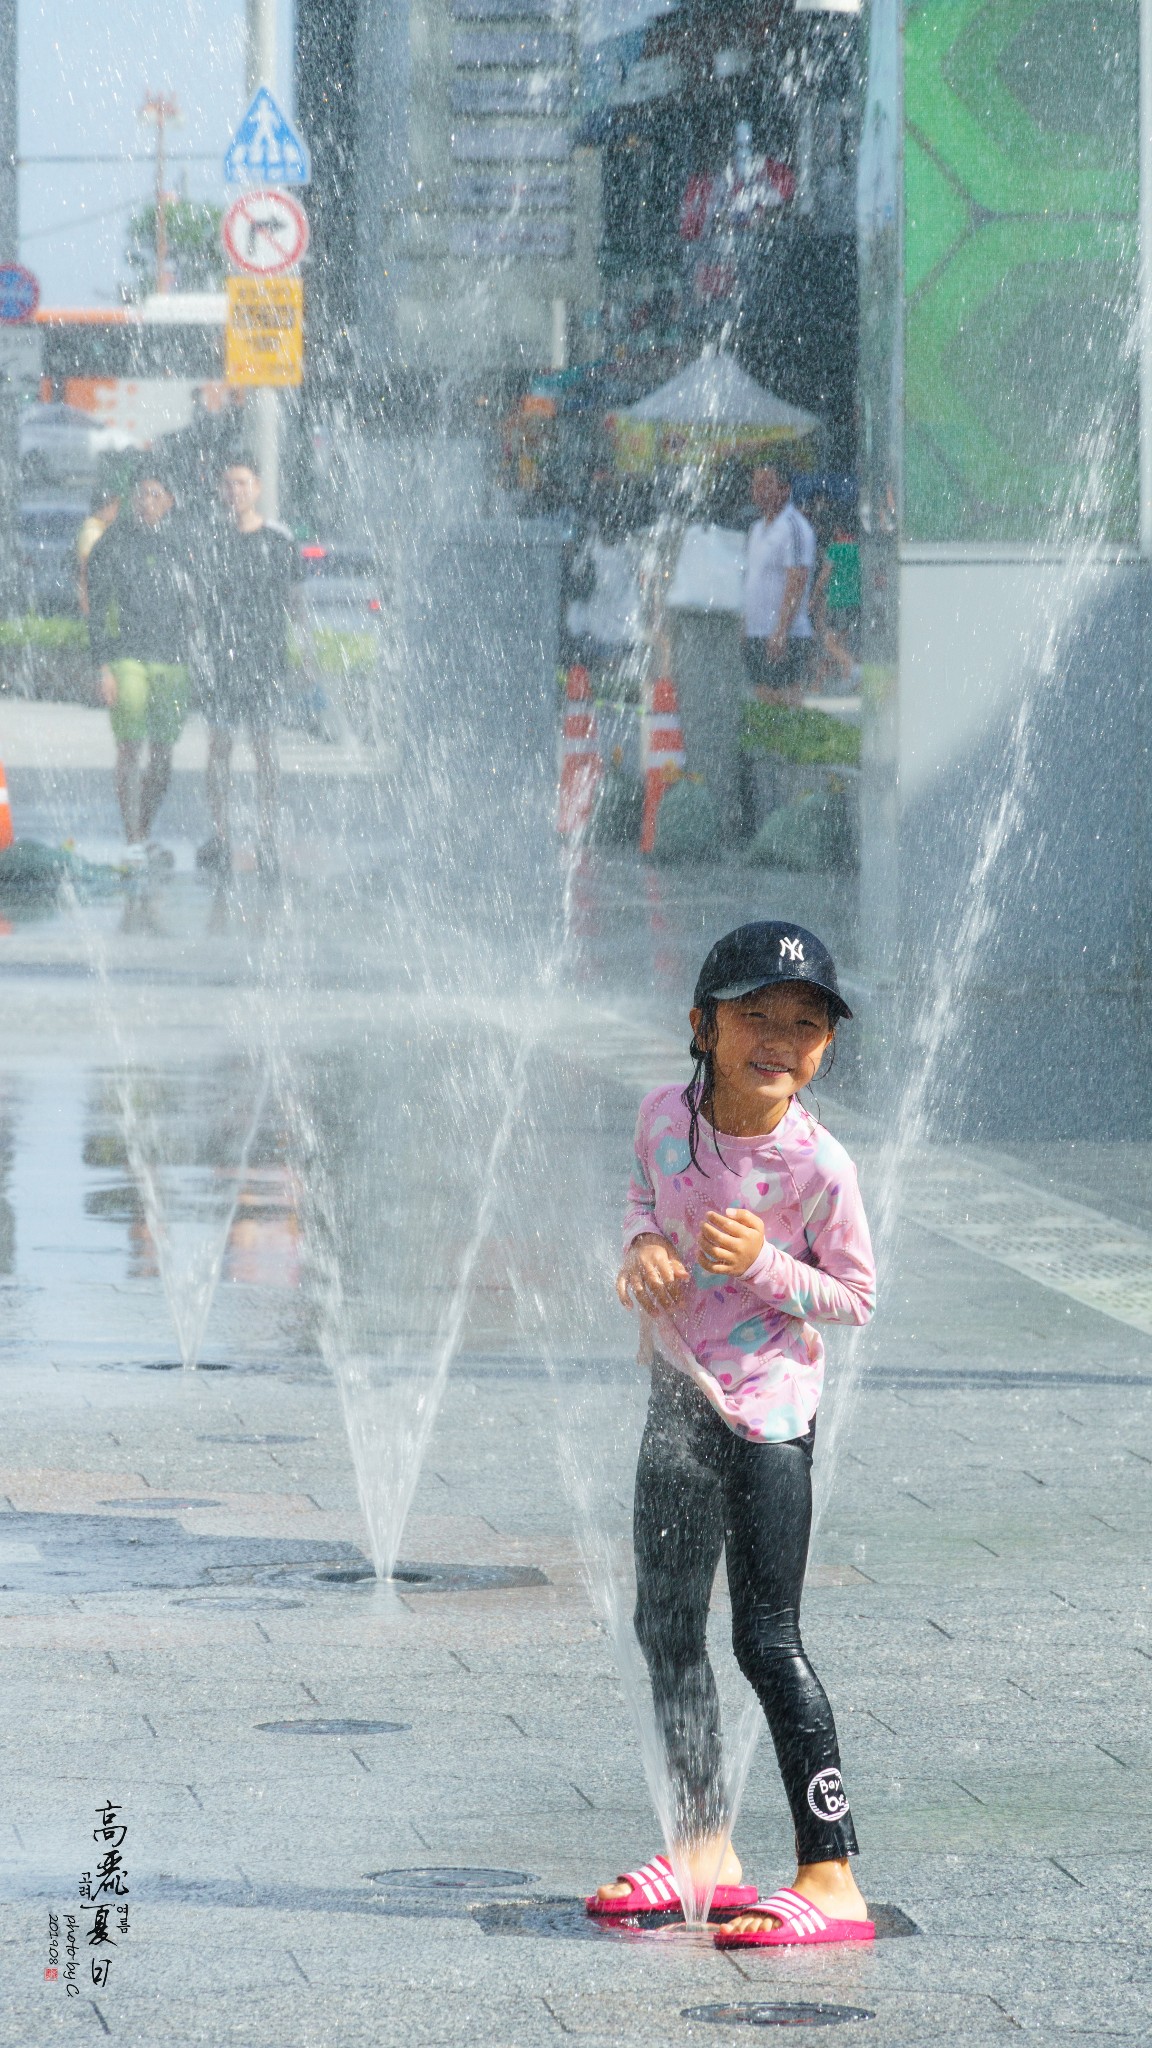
[3,1033,1152,2041]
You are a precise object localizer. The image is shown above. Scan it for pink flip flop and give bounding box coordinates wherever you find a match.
[713,1886,875,1948]
[585,1853,759,1918]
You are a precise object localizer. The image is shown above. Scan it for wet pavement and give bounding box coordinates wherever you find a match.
[0,759,1148,2046]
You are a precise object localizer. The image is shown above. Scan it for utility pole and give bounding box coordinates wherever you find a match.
[0,0,18,614]
[246,0,280,520]
[140,92,180,295]
[1131,0,1139,552]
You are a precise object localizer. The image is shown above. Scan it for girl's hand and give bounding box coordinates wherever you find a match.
[698,1208,766,1277]
[616,1233,690,1315]
[99,665,117,707]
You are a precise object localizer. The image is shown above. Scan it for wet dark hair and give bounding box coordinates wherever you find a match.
[222,451,260,478]
[683,993,721,1174]
[681,982,836,1172]
[752,460,794,494]
[132,471,177,508]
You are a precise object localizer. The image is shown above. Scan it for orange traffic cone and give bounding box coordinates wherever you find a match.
[557,664,603,837]
[0,749,11,851]
[640,676,686,853]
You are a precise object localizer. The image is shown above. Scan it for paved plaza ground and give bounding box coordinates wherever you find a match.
[0,753,1148,2047]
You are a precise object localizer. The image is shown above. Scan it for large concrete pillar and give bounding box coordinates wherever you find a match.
[858,0,1152,1139]
[296,0,599,390]
[0,0,19,612]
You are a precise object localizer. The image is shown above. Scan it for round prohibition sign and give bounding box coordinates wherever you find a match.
[222,189,309,275]
[0,262,40,323]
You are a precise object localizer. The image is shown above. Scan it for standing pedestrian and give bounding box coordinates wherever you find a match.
[195,455,297,881]
[88,470,191,867]
[76,487,121,618]
[806,494,859,692]
[588,921,876,1949]
[742,466,817,707]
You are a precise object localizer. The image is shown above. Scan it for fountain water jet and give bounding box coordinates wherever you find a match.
[280,846,588,1588]
[487,1017,767,1932]
[545,1321,767,1930]
[113,1058,272,1372]
[56,873,276,1373]
[257,412,584,1583]
[817,367,1136,1529]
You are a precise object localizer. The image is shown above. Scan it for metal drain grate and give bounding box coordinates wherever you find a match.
[256,1718,409,1736]
[144,1360,232,1372]
[309,1562,550,1592]
[902,1153,1152,1335]
[472,1897,637,1941]
[367,1867,537,1890]
[863,1904,918,1937]
[682,2005,875,2029]
[200,1560,549,1592]
[472,1900,741,1942]
[316,1567,419,1584]
[471,1900,917,1942]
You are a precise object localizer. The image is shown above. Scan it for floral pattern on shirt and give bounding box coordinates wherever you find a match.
[623,1087,875,1441]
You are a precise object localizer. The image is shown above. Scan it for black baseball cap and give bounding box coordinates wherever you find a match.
[693,921,852,1021]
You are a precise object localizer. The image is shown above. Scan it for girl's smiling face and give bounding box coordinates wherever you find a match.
[690,982,834,1134]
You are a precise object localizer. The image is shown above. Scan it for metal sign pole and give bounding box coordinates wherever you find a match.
[1131,0,1139,552]
[0,0,17,613]
[247,0,280,522]
[246,0,276,98]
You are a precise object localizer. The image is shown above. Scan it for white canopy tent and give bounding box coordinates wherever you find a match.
[611,349,821,470]
[622,348,821,438]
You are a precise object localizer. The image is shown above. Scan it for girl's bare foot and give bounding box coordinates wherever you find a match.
[595,1839,743,1906]
[721,1857,867,1935]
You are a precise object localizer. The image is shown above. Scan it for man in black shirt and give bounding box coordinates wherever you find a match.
[88,470,191,863]
[195,455,297,878]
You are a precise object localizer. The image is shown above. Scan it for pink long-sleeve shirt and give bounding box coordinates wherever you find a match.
[623,1086,875,1442]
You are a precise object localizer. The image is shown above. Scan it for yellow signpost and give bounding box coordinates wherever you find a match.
[224,275,304,388]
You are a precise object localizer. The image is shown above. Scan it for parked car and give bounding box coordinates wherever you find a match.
[19,499,88,615]
[291,540,396,748]
[20,402,133,493]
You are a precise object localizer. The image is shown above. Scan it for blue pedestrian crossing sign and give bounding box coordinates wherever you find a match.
[224,87,310,187]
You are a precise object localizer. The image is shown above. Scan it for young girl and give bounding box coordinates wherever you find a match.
[587,920,876,1948]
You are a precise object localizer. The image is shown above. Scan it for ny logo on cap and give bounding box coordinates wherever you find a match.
[779,935,805,962]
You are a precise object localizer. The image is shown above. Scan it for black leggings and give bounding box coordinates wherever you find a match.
[633,1362,857,1865]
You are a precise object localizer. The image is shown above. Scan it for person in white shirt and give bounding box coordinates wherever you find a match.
[742,465,817,708]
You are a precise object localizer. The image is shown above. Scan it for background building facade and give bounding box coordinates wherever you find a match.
[297,0,601,394]
[860,0,1152,1137]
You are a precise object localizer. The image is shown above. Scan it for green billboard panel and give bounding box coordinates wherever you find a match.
[905,0,1138,544]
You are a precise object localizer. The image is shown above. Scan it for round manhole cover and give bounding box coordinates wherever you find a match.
[367,1867,537,1890]
[256,1718,409,1736]
[681,2007,875,2029]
